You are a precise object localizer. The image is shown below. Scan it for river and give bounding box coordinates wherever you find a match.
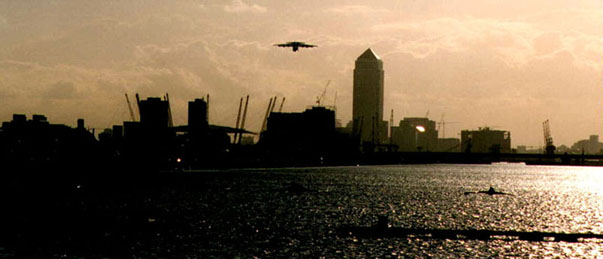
[159,164,603,257]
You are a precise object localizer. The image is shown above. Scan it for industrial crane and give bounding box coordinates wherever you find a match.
[543,120,556,155]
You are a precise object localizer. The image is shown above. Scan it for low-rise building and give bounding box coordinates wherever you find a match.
[461,127,511,153]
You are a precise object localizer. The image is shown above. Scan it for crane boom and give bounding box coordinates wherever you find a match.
[316,80,330,106]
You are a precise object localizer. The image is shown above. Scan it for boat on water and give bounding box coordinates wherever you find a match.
[464,186,512,196]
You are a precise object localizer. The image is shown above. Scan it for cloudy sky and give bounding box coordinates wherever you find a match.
[1,0,601,147]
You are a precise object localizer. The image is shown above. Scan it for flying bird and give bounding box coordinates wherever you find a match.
[274,41,317,52]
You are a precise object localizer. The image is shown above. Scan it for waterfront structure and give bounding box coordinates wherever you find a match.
[436,138,461,152]
[262,106,336,153]
[391,117,438,152]
[461,127,511,153]
[353,48,386,146]
[0,114,97,163]
[571,135,603,154]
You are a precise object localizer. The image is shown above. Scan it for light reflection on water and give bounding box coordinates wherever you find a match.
[174,164,603,257]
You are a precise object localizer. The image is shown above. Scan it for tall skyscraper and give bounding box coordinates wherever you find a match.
[353,48,385,144]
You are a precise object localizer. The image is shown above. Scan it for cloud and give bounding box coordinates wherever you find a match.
[44,81,79,100]
[0,14,7,28]
[223,0,267,13]
[360,11,602,145]
[323,5,389,16]
[0,2,600,146]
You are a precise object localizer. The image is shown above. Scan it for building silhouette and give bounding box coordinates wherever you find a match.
[188,98,208,130]
[571,135,603,154]
[138,97,170,128]
[353,48,386,148]
[391,117,438,152]
[461,127,511,153]
[0,114,97,164]
[261,106,336,154]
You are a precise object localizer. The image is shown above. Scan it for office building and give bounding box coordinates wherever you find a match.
[353,48,385,145]
[391,117,438,151]
[263,106,336,153]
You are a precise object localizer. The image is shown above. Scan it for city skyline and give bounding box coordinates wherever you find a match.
[0,1,601,147]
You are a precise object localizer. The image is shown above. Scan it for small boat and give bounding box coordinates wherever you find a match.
[464,187,512,196]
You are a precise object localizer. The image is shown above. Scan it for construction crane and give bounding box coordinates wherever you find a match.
[316,80,330,106]
[124,93,137,121]
[543,119,556,155]
[436,113,459,138]
[436,113,445,133]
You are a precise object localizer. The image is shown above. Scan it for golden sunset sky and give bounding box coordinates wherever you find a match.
[0,0,601,147]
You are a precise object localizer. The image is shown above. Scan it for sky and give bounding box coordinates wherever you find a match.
[0,0,601,147]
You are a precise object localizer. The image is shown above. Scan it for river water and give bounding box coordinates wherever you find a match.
[155,164,603,257]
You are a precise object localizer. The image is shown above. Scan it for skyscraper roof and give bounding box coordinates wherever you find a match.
[357,48,381,60]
